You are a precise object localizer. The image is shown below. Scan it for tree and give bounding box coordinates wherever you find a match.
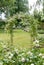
[36,0,44,15]
[0,0,14,10]
[0,0,29,28]
[14,0,29,13]
[33,8,42,22]
[8,0,29,16]
[33,0,44,29]
[0,0,16,18]
[0,0,29,16]
[8,0,29,27]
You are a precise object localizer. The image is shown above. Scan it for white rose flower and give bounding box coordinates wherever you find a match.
[15,49,18,52]
[27,51,33,55]
[21,57,25,62]
[15,48,19,54]
[33,40,40,47]
[34,40,39,44]
[35,43,40,47]
[42,55,44,59]
[9,53,13,59]
[30,60,32,62]
[6,51,13,59]
[0,62,3,65]
[39,53,42,56]
[31,63,34,65]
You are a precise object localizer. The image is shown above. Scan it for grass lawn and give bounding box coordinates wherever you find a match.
[0,29,44,53]
[0,29,32,49]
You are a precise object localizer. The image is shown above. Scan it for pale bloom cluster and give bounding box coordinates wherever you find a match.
[5,51,13,59]
[39,53,42,56]
[34,40,39,44]
[42,55,44,59]
[30,60,32,62]
[33,39,40,47]
[39,53,44,59]
[35,43,40,47]
[0,47,44,65]
[0,62,3,65]
[21,57,25,62]
[31,63,34,65]
[14,48,19,54]
[27,51,33,56]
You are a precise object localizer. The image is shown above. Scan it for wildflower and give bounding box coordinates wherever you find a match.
[8,53,13,59]
[42,55,44,59]
[21,57,25,62]
[30,60,32,62]
[15,48,18,52]
[5,51,13,59]
[33,40,40,47]
[34,40,39,44]
[0,61,3,65]
[31,63,34,65]
[14,48,19,54]
[39,53,42,56]
[27,51,33,55]
[35,43,40,47]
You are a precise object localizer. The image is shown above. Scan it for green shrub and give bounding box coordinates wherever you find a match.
[38,30,44,34]
[0,42,44,65]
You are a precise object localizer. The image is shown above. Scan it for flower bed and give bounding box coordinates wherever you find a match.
[0,42,44,65]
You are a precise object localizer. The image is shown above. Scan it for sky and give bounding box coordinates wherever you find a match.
[28,0,37,13]
[28,0,37,6]
[0,0,43,19]
[28,0,43,13]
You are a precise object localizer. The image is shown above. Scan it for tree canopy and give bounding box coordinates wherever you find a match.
[0,0,29,16]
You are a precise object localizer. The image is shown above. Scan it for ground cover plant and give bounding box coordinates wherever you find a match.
[0,41,44,65]
[0,29,44,65]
